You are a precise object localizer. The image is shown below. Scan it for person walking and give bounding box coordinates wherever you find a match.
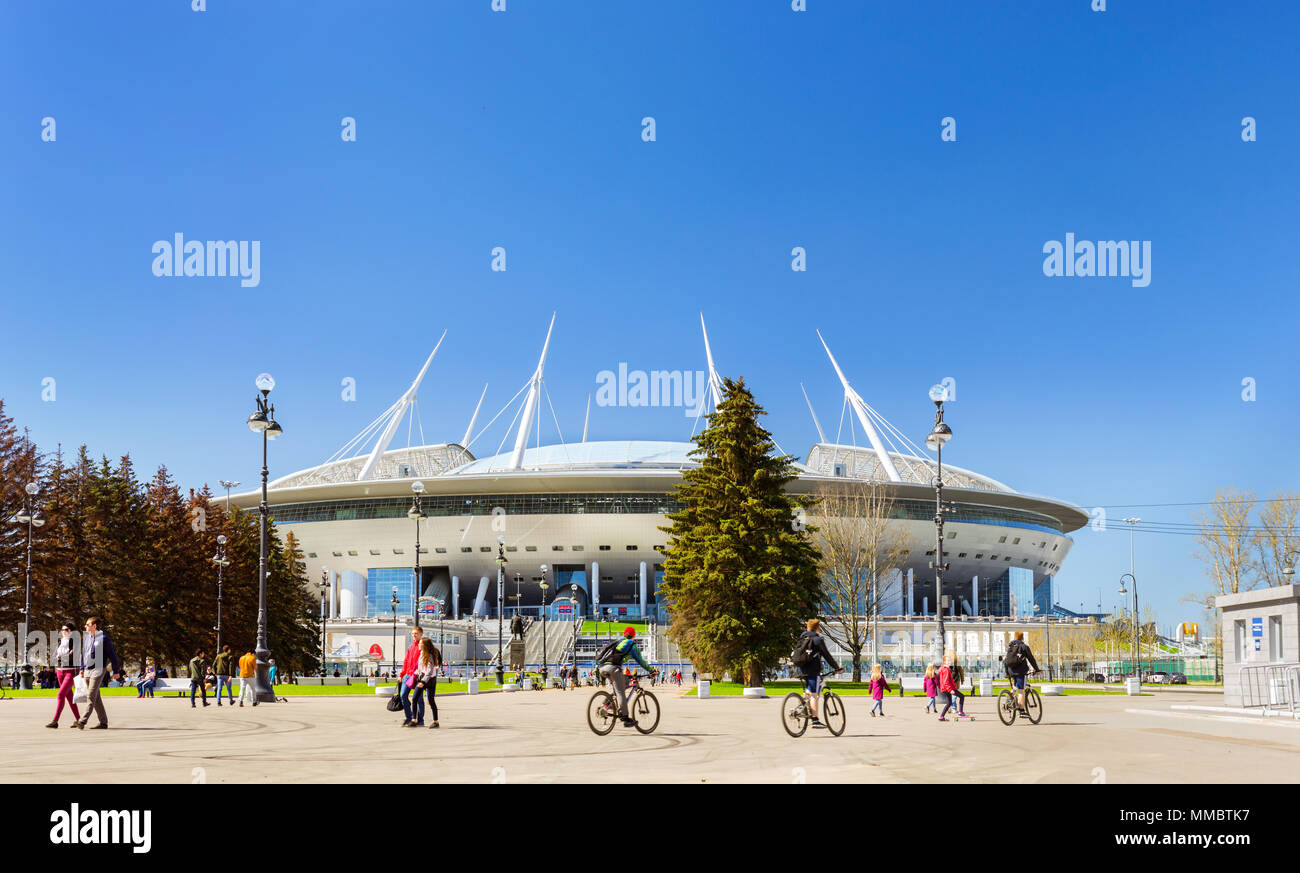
[409,637,442,729]
[47,623,81,728]
[923,663,939,713]
[75,616,120,730]
[868,663,890,717]
[397,626,425,726]
[268,658,278,687]
[189,651,210,707]
[212,645,236,706]
[237,648,258,707]
[937,651,971,721]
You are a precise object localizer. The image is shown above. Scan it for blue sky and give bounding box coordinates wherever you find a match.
[2,1,1296,631]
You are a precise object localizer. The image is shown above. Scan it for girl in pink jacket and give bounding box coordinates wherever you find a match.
[868,664,890,717]
[923,663,939,713]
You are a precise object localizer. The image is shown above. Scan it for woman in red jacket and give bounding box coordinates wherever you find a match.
[937,651,971,721]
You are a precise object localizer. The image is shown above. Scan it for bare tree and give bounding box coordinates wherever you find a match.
[1253,490,1299,588]
[1190,487,1257,611]
[808,480,908,681]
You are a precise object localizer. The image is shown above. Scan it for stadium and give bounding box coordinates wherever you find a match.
[219,317,1089,671]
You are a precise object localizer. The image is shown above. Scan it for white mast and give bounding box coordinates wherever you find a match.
[508,313,555,470]
[816,330,901,482]
[582,393,591,443]
[461,382,488,447]
[700,312,724,410]
[357,330,446,481]
[800,382,827,444]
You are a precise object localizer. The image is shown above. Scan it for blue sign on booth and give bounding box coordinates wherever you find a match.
[1252,616,1263,638]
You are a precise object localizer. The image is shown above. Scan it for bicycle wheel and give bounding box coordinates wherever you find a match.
[632,689,660,734]
[781,692,809,738]
[1024,688,1043,724]
[997,689,1017,725]
[586,691,617,736]
[821,692,847,736]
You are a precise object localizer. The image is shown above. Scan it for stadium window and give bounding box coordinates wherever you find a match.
[1013,538,1020,545]
[348,550,358,556]
[552,546,564,551]
[506,546,517,552]
[1005,557,1012,561]
[370,549,381,556]
[626,545,638,551]
[599,545,611,551]
[434,547,446,554]
[958,553,967,558]
[572,545,584,551]
[419,547,427,554]
[525,545,538,552]
[947,531,956,538]
[460,547,472,553]
[393,549,404,555]
[479,546,491,552]
[975,554,983,559]
[332,551,342,557]
[307,552,317,558]
[998,536,1007,544]
[925,550,935,556]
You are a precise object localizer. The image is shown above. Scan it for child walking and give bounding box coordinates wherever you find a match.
[937,651,971,721]
[868,663,890,717]
[923,663,939,713]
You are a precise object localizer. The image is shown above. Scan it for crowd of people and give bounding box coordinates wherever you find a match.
[20,615,1039,734]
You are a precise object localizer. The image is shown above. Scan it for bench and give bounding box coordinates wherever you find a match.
[142,678,247,698]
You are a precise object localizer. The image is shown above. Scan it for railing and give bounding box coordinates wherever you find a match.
[1239,663,1300,715]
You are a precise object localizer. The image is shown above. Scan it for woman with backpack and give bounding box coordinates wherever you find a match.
[937,651,971,721]
[868,663,890,717]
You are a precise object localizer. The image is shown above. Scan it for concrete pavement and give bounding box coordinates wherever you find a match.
[2,688,1297,783]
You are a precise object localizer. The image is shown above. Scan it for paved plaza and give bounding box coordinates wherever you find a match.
[3,688,1298,784]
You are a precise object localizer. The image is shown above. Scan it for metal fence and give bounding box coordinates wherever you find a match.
[1239,663,1300,714]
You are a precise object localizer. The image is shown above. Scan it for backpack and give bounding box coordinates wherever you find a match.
[1004,641,1027,673]
[790,633,817,669]
[596,638,623,667]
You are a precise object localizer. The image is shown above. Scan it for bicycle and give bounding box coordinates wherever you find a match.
[781,670,846,737]
[997,670,1043,725]
[587,671,660,735]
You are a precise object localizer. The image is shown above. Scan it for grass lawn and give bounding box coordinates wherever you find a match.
[580,620,647,635]
[684,681,1132,697]
[2,679,513,699]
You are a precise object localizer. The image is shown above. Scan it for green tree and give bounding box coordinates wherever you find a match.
[657,377,822,687]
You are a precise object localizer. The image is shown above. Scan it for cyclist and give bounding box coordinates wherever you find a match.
[1004,631,1041,713]
[792,618,841,729]
[597,627,656,727]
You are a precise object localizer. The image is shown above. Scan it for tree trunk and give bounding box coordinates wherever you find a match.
[852,650,862,682]
[746,660,764,687]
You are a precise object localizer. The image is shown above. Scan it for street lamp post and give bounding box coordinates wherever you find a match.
[390,589,399,676]
[212,535,231,654]
[926,384,953,665]
[1122,516,1141,681]
[409,482,425,629]
[570,582,580,683]
[317,567,330,676]
[1119,573,1139,686]
[218,479,240,515]
[539,565,550,685]
[9,482,44,690]
[979,609,993,674]
[495,537,507,686]
[1281,549,1297,578]
[246,372,282,703]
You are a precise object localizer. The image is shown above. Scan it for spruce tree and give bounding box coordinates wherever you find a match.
[658,377,822,687]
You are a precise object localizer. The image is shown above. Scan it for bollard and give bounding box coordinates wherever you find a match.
[698,679,711,699]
